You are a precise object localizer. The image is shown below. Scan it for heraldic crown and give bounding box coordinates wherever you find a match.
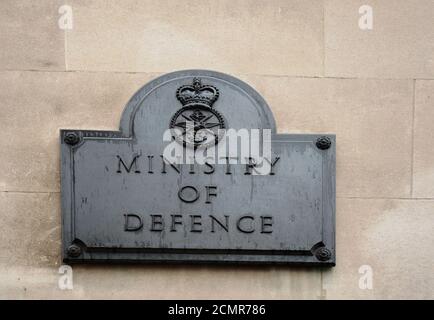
[176,77,220,108]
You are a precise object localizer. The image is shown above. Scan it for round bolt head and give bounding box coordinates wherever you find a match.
[64,132,80,145]
[316,136,332,150]
[67,244,82,257]
[315,247,332,261]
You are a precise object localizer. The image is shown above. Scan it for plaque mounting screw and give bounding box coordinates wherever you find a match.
[315,136,331,150]
[64,132,80,145]
[315,247,332,261]
[67,244,82,258]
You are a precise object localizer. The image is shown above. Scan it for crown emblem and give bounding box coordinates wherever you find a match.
[170,77,226,149]
[176,77,219,107]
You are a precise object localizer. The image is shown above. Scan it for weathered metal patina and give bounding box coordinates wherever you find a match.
[61,70,336,265]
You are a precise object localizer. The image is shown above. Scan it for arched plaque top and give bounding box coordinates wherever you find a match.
[119,70,277,138]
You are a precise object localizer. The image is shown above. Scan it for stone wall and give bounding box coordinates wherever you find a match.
[0,0,433,299]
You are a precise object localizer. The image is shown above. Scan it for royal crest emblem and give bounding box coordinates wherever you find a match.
[170,77,226,148]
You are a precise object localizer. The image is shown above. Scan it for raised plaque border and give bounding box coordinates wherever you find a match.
[61,70,336,266]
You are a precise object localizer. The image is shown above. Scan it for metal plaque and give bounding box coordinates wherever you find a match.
[61,70,336,265]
